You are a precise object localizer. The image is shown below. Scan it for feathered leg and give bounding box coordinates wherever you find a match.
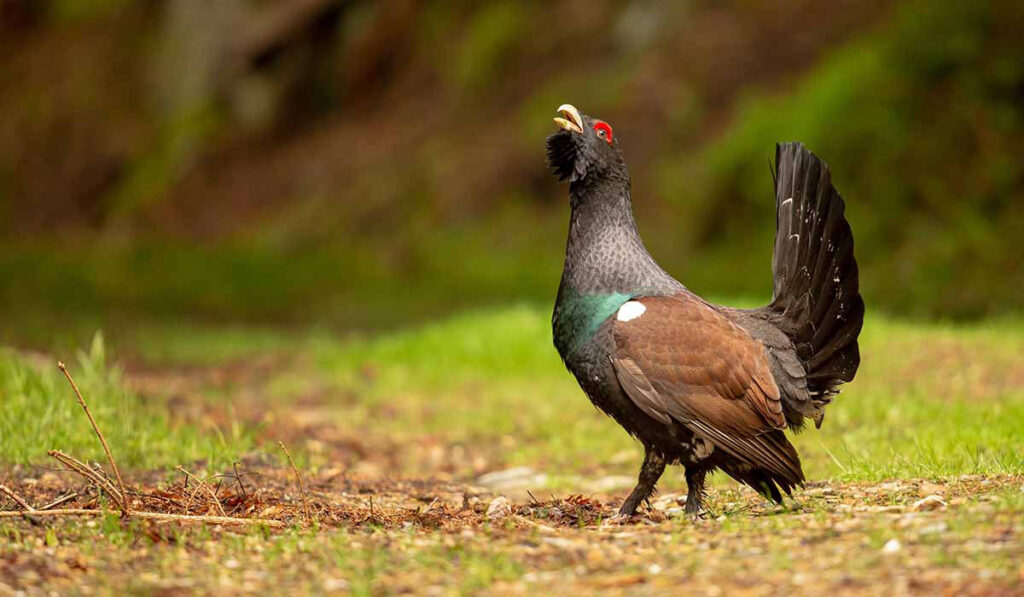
[618,448,666,517]
[684,466,708,518]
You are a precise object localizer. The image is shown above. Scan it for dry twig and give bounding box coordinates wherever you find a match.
[0,508,284,527]
[0,484,35,511]
[57,362,130,516]
[232,461,247,498]
[176,466,227,517]
[39,492,80,511]
[127,490,182,510]
[182,477,206,514]
[48,450,125,507]
[278,441,312,522]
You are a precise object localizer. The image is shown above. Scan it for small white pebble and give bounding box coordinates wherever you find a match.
[648,564,663,575]
[912,495,947,511]
[324,579,349,591]
[882,539,902,554]
[486,496,512,519]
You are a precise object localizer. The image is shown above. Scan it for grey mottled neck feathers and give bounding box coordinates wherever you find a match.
[559,177,682,298]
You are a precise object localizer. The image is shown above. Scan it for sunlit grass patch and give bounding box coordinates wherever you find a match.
[4,305,1020,484]
[284,305,1024,482]
[0,334,254,469]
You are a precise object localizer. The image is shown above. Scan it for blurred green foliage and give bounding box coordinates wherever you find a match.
[684,1,1023,318]
[0,0,1020,328]
[45,0,129,22]
[0,206,565,342]
[450,1,525,93]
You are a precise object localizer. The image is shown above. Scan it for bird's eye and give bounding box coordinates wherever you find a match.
[593,122,613,145]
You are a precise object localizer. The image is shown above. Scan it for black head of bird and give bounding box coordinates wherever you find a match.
[546,104,627,186]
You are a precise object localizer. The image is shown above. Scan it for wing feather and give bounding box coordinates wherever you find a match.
[609,294,802,482]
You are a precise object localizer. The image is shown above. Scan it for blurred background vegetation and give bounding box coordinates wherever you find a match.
[1,0,1021,342]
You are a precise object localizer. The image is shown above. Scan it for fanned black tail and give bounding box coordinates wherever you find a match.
[767,143,864,424]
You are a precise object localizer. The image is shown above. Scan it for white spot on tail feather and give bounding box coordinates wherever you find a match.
[781,197,793,207]
[617,301,646,322]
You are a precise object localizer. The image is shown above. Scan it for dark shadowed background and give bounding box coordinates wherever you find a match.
[1,0,1021,343]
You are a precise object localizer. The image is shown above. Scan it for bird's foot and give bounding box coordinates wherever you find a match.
[616,496,642,518]
[683,494,705,520]
[608,499,643,524]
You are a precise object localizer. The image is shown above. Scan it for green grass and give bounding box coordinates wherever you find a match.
[0,333,255,469]
[3,305,1021,483]
[268,305,1023,482]
[106,303,1024,482]
[1,308,1021,593]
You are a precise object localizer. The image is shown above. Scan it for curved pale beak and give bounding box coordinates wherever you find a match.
[553,104,583,134]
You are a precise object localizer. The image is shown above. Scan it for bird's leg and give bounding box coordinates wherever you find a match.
[684,467,708,518]
[618,448,666,517]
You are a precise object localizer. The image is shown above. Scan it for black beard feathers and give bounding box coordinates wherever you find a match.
[546,131,579,182]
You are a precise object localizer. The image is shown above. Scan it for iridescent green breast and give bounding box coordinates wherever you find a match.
[552,290,633,358]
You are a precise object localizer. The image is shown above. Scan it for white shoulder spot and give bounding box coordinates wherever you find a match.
[616,301,647,322]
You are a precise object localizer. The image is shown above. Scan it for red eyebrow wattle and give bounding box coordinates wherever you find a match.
[593,121,613,143]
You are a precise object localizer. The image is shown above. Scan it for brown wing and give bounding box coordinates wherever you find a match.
[610,294,802,482]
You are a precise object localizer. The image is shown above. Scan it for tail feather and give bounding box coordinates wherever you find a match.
[768,142,864,420]
[746,470,785,504]
[723,451,801,505]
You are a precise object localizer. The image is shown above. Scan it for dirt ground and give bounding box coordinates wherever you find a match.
[2,351,1022,595]
[2,461,1021,595]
